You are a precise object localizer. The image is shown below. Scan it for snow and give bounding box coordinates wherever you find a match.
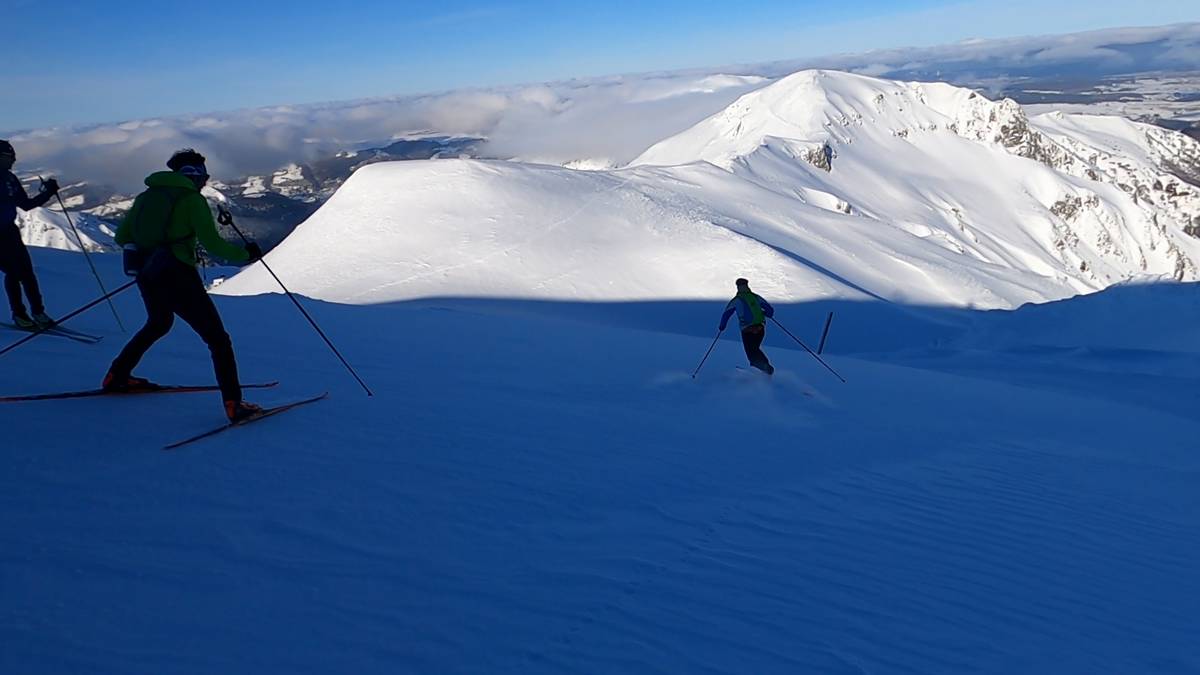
[241,175,268,196]
[2,248,1199,674]
[83,196,135,220]
[265,164,317,200]
[4,67,1200,674]
[274,164,306,183]
[14,204,115,252]
[218,71,1200,311]
[1024,74,1200,123]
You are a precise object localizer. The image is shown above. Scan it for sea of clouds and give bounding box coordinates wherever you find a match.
[6,22,1198,193]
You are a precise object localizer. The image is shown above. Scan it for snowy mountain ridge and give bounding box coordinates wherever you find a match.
[12,178,116,253]
[637,70,1200,289]
[219,70,1200,311]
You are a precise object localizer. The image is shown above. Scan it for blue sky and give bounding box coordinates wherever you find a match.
[3,0,1198,131]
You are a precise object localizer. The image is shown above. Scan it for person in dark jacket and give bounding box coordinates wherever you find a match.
[103,149,264,421]
[719,278,775,375]
[0,140,59,329]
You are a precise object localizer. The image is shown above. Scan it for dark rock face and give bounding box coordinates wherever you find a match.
[806,143,835,171]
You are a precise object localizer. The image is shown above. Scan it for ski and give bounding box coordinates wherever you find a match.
[1,322,102,344]
[0,381,280,403]
[163,392,329,450]
[41,324,104,342]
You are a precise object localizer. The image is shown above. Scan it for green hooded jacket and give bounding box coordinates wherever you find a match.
[115,171,249,267]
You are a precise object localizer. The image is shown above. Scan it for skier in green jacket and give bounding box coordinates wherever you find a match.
[102,149,264,421]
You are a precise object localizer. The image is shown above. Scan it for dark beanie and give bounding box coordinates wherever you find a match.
[167,148,208,174]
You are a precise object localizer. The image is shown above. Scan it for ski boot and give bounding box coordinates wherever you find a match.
[32,312,56,328]
[225,400,264,423]
[12,313,37,330]
[101,371,158,393]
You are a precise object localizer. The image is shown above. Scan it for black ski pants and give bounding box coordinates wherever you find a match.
[0,226,44,317]
[110,258,242,401]
[741,324,774,375]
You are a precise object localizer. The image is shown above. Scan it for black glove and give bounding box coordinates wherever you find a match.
[244,242,263,262]
[41,178,59,196]
[217,207,233,226]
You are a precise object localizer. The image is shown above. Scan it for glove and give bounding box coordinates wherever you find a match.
[245,242,263,262]
[217,207,233,226]
[41,178,59,196]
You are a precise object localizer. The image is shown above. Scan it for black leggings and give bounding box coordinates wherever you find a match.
[741,324,774,374]
[0,228,44,317]
[109,258,242,401]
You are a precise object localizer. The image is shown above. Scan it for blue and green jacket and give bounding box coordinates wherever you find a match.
[720,292,774,330]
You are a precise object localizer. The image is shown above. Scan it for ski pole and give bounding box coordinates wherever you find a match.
[217,206,373,397]
[0,279,136,358]
[691,329,723,379]
[817,311,834,355]
[42,177,125,332]
[770,316,847,383]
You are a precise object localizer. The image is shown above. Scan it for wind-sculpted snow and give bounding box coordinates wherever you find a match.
[15,203,116,253]
[216,157,1073,309]
[635,70,1200,290]
[3,249,1199,674]
[220,71,1200,310]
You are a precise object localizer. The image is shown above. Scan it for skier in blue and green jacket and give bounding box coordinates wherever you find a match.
[0,139,59,329]
[719,278,775,375]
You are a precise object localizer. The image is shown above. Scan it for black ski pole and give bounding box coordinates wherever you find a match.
[817,311,834,355]
[691,329,723,379]
[42,177,125,332]
[217,206,373,397]
[769,316,847,383]
[0,279,136,358]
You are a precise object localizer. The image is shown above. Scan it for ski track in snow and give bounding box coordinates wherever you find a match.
[3,250,1200,674]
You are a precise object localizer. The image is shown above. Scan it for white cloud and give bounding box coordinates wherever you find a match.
[6,22,1198,194]
[7,73,766,192]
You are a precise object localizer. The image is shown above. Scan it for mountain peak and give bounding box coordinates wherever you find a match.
[632,70,985,169]
[212,69,1200,312]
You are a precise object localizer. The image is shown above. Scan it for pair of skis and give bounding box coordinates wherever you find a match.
[0,381,326,449]
[165,391,328,450]
[1,322,102,344]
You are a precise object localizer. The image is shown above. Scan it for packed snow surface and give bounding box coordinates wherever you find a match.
[5,68,1200,674]
[2,249,1199,674]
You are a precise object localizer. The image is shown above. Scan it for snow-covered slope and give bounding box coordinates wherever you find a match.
[4,247,1199,675]
[218,71,1200,311]
[634,70,1200,289]
[14,202,116,252]
[217,158,1076,309]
